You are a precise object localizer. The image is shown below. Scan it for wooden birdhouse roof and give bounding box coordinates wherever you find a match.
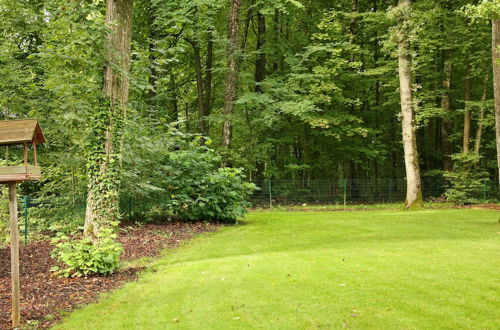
[0,119,46,146]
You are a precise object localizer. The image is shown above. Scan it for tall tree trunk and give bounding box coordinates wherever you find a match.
[169,75,179,126]
[241,0,254,52]
[493,19,500,188]
[397,0,423,209]
[84,0,133,239]
[192,41,207,135]
[254,11,266,93]
[474,73,489,154]
[463,50,472,153]
[185,102,190,131]
[441,53,453,171]
[222,0,241,148]
[203,37,213,127]
[148,41,157,99]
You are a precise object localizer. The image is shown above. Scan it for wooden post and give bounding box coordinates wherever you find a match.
[9,182,20,327]
[33,140,37,167]
[24,142,28,179]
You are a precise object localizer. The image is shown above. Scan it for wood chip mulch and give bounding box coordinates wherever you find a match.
[474,203,500,211]
[0,222,219,329]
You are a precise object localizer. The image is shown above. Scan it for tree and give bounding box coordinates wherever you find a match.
[466,0,500,187]
[222,0,242,149]
[493,19,500,188]
[84,0,133,239]
[395,0,423,209]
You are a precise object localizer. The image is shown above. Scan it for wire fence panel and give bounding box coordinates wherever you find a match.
[250,178,497,207]
[19,179,499,224]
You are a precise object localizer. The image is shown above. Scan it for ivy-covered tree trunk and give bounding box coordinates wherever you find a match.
[222,0,241,149]
[397,0,423,209]
[493,19,500,188]
[84,0,133,240]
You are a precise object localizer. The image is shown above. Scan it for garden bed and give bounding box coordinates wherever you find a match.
[0,222,218,329]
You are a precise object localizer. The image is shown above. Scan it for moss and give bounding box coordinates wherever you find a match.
[405,191,424,210]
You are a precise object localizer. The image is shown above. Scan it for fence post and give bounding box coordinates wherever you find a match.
[483,180,487,201]
[343,179,347,210]
[23,196,28,245]
[389,179,392,203]
[268,180,273,209]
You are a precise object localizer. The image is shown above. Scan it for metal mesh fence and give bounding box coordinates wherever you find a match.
[18,178,499,227]
[250,178,497,207]
[12,177,498,242]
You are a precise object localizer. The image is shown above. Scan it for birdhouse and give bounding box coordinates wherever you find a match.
[0,119,46,183]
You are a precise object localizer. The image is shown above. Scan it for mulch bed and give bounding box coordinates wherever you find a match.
[474,203,500,211]
[0,222,219,329]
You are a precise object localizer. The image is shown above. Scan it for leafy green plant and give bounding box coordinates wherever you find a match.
[165,167,256,222]
[51,229,123,277]
[444,153,489,205]
[122,121,257,222]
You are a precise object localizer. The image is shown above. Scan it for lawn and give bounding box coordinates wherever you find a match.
[56,209,500,329]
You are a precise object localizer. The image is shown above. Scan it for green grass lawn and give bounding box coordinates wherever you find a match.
[56,210,500,329]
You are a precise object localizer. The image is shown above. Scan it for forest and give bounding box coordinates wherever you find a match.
[1,0,499,198]
[1,0,500,327]
[0,0,499,271]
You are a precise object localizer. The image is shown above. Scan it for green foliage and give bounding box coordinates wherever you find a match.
[445,153,489,205]
[464,0,500,20]
[51,228,123,278]
[165,166,256,222]
[123,118,256,222]
[0,0,499,239]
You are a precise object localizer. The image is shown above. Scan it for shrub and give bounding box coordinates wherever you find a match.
[51,229,123,277]
[444,153,488,205]
[122,122,257,222]
[165,167,256,222]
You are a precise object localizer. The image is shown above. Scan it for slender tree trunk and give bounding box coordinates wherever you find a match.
[241,0,254,52]
[222,0,242,148]
[84,0,133,239]
[255,11,266,93]
[464,50,472,153]
[493,19,500,188]
[397,0,423,209]
[169,75,179,125]
[185,102,190,131]
[148,41,157,99]
[192,41,207,135]
[203,37,213,124]
[474,73,489,154]
[441,53,453,171]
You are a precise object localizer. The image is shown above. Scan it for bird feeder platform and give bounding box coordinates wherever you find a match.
[0,118,46,327]
[0,119,45,183]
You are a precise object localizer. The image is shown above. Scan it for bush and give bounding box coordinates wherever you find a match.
[165,167,256,222]
[444,153,488,205]
[122,122,257,222]
[51,229,123,277]
[160,141,257,222]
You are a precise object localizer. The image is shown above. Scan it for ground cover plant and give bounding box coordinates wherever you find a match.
[55,209,499,329]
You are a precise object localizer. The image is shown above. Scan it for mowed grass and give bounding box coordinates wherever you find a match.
[56,210,500,329]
